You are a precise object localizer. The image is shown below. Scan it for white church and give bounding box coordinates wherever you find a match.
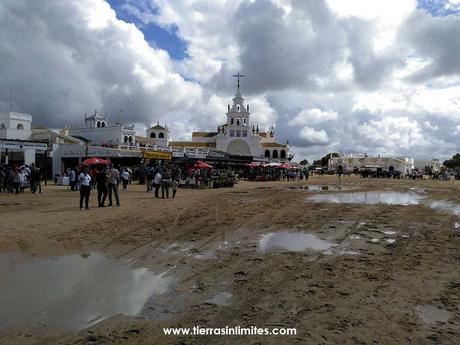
[169,73,291,162]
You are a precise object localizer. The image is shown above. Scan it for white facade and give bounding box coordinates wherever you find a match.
[68,111,136,147]
[0,112,32,140]
[414,158,442,172]
[146,123,170,148]
[170,77,290,162]
[328,154,414,174]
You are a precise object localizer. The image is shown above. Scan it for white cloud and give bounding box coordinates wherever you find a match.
[289,108,338,126]
[1,0,460,163]
[299,126,330,145]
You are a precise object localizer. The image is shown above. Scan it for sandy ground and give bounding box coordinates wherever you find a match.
[0,175,459,344]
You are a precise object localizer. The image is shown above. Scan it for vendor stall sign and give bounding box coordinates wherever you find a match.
[0,140,48,151]
[143,151,172,160]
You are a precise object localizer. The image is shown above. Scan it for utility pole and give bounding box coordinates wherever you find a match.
[9,89,15,112]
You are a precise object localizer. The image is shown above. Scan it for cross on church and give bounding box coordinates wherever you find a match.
[233,72,245,90]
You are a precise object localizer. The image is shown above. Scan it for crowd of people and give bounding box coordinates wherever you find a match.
[66,164,126,210]
[0,163,42,195]
[1,160,311,210]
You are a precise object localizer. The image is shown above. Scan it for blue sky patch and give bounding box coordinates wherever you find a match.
[106,0,188,60]
[417,0,460,16]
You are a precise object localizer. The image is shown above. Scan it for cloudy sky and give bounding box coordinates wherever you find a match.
[1,0,460,161]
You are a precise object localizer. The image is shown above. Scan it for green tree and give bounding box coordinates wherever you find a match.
[443,153,460,169]
[299,159,309,165]
[311,153,339,167]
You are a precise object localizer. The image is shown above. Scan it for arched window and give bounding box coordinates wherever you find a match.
[230,118,234,125]
[272,150,278,158]
[243,118,247,126]
[236,118,240,126]
[17,123,24,130]
[101,122,106,128]
[159,132,165,139]
[0,123,5,129]
[128,136,133,143]
[237,105,240,112]
[150,132,156,138]
[264,150,270,158]
[280,150,286,159]
[124,136,128,143]
[96,121,101,128]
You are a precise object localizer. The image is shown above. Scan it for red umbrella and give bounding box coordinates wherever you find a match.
[81,157,111,166]
[278,163,292,169]
[245,162,261,168]
[194,160,213,169]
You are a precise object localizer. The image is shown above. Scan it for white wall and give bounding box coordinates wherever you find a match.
[0,112,32,140]
[69,126,136,145]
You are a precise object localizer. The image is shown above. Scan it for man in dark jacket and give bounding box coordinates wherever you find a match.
[96,167,108,207]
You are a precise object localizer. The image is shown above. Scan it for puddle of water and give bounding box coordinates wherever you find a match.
[335,250,361,255]
[417,305,451,324]
[383,230,397,235]
[259,231,335,252]
[428,200,460,216]
[370,238,380,243]
[385,238,396,244]
[308,191,425,205]
[194,251,217,260]
[350,235,361,240]
[206,292,233,306]
[0,252,172,331]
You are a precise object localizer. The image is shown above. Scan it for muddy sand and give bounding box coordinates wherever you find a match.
[0,175,459,344]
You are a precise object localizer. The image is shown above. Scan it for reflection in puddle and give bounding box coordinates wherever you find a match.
[417,305,451,324]
[259,231,335,252]
[383,230,397,235]
[286,185,344,192]
[206,292,233,306]
[0,252,171,330]
[428,200,460,216]
[429,200,460,232]
[194,251,217,260]
[308,191,425,205]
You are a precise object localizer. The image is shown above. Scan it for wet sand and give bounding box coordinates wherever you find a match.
[0,175,459,344]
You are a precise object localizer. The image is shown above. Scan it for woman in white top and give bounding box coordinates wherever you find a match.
[78,168,92,210]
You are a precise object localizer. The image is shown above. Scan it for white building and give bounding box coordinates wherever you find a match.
[328,153,414,174]
[0,112,47,165]
[169,74,291,162]
[414,158,442,172]
[68,111,137,147]
[0,111,33,140]
[145,122,171,148]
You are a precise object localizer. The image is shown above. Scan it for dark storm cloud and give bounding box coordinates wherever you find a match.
[344,18,404,90]
[229,0,347,94]
[399,9,460,81]
[0,0,199,128]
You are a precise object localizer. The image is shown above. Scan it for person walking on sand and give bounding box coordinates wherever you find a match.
[13,168,21,195]
[161,168,171,199]
[96,166,108,207]
[121,168,130,190]
[172,178,178,198]
[153,169,162,198]
[69,168,76,191]
[33,167,42,193]
[107,165,120,207]
[78,168,92,210]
